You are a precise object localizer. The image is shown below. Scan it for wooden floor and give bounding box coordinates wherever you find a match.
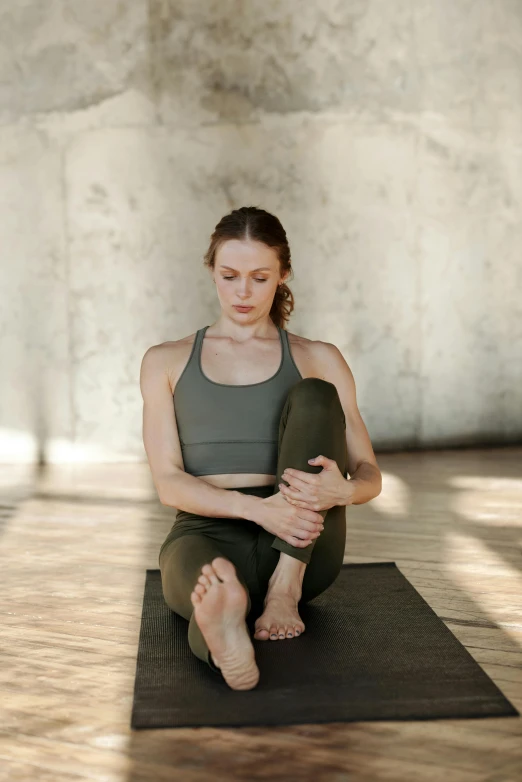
[0,447,521,782]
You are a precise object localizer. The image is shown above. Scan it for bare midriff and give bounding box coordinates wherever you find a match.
[197,473,276,489]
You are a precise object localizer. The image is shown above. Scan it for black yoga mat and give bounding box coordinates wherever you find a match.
[131,562,519,729]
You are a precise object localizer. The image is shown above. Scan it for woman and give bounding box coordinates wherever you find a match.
[140,206,382,691]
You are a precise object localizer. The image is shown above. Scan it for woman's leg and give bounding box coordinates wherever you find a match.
[255,378,349,635]
[160,378,349,665]
[159,506,269,679]
[159,533,254,674]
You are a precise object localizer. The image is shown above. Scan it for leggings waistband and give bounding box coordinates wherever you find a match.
[228,484,275,496]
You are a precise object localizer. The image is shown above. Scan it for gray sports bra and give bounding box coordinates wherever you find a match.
[174,324,303,476]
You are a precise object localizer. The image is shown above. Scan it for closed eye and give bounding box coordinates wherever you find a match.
[223,277,267,282]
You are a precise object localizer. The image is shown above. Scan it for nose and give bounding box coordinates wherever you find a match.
[237,284,252,299]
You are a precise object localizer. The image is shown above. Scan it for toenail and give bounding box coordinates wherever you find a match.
[295,630,300,635]
[270,633,277,638]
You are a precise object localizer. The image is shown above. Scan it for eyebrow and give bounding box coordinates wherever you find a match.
[219,266,272,272]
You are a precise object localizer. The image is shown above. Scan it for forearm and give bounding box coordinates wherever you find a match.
[159,470,262,522]
[343,461,382,505]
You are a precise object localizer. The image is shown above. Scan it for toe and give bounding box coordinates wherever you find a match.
[286,628,294,638]
[269,624,278,640]
[211,557,237,581]
[201,563,220,585]
[190,590,201,606]
[278,627,286,639]
[198,574,210,587]
[194,583,206,595]
[254,627,269,640]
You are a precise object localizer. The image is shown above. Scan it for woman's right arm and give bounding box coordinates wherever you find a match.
[140,343,249,519]
[140,344,323,547]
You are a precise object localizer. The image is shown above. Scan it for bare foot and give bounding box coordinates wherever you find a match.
[254,591,305,641]
[190,557,260,690]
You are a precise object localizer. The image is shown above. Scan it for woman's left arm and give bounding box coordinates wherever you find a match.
[340,459,382,506]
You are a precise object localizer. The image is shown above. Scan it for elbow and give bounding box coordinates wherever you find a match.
[157,486,167,506]
[157,471,183,507]
[156,469,185,509]
[159,491,179,509]
[158,487,178,508]
[373,471,383,500]
[364,464,382,502]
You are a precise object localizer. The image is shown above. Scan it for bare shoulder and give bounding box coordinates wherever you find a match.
[286,330,349,382]
[140,331,198,395]
[288,331,361,420]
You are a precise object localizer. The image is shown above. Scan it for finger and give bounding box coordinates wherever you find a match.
[294,516,323,534]
[286,495,321,515]
[293,530,318,542]
[297,507,325,523]
[288,528,319,545]
[288,520,317,538]
[304,522,324,536]
[289,529,313,542]
[287,535,309,548]
[282,472,316,491]
[279,485,315,506]
[294,512,324,527]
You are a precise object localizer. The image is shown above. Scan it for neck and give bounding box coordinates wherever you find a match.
[210,317,277,340]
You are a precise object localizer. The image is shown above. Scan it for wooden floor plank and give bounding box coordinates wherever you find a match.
[0,447,520,781]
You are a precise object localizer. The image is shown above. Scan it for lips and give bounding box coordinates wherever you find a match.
[234,305,253,310]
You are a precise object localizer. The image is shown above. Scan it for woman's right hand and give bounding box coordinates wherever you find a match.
[256,490,324,548]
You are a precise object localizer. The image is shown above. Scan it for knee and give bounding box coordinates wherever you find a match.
[289,377,341,412]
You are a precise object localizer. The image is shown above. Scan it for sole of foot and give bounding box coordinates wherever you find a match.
[190,557,260,691]
[253,592,306,641]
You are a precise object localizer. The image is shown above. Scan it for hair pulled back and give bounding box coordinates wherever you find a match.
[203,206,294,329]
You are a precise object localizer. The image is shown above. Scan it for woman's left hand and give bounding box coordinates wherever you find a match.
[278,455,354,512]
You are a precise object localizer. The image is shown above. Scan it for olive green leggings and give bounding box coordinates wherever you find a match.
[158,377,349,673]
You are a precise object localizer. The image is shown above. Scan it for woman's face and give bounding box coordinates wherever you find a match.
[212,239,286,321]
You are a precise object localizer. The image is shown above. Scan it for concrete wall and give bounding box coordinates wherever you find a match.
[1,0,521,463]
